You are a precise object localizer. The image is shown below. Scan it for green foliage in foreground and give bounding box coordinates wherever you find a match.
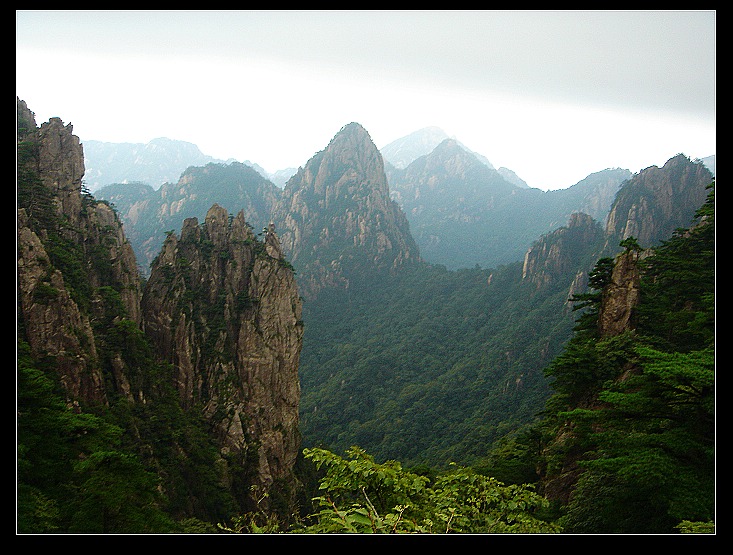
[220,446,560,534]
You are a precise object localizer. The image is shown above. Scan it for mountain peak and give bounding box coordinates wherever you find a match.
[380,127,450,169]
[431,137,468,157]
[324,122,380,161]
[605,154,713,248]
[272,123,420,299]
[338,121,370,135]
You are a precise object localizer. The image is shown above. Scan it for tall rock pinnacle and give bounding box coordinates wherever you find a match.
[272,122,420,299]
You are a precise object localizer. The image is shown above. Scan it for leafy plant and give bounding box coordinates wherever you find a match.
[287,446,560,534]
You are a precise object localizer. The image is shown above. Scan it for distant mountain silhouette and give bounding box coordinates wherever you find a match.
[82,137,295,191]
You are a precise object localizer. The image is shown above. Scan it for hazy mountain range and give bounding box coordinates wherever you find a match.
[18,94,715,532]
[82,137,296,190]
[90,125,714,275]
[82,126,532,193]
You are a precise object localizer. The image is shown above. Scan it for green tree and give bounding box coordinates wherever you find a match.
[541,182,715,533]
[68,451,175,533]
[289,446,560,533]
[559,346,714,533]
[637,183,715,352]
[17,341,176,533]
[17,342,68,533]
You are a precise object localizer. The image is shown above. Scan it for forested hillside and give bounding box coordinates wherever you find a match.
[536,184,716,532]
[228,181,714,534]
[297,152,712,469]
[286,182,715,534]
[298,242,592,467]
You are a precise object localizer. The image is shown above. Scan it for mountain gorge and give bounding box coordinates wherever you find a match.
[86,112,714,469]
[17,96,714,533]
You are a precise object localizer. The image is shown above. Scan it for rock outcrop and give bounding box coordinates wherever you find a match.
[521,212,604,291]
[17,97,304,516]
[597,248,647,338]
[17,98,142,406]
[605,154,713,248]
[141,204,304,492]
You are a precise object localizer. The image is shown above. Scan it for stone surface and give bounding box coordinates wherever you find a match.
[141,204,304,491]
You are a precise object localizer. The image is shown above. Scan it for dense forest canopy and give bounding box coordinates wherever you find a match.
[298,260,573,466]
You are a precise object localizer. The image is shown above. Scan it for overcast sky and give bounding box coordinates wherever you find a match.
[16,10,715,191]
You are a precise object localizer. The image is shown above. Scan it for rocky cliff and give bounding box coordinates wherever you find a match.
[605,154,713,248]
[521,212,605,292]
[536,243,646,504]
[141,205,303,491]
[519,154,711,330]
[17,98,304,518]
[597,247,648,338]
[17,98,142,406]
[271,122,420,299]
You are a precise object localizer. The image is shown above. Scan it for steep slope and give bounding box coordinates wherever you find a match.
[298,211,604,466]
[141,205,304,495]
[521,212,606,291]
[297,153,711,468]
[604,153,714,248]
[17,99,142,406]
[271,122,420,299]
[17,98,305,527]
[536,184,714,532]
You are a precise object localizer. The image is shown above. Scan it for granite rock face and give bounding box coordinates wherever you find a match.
[272,122,420,299]
[141,204,304,491]
[597,248,646,338]
[521,212,604,291]
[605,154,713,248]
[18,97,304,510]
[17,98,142,406]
